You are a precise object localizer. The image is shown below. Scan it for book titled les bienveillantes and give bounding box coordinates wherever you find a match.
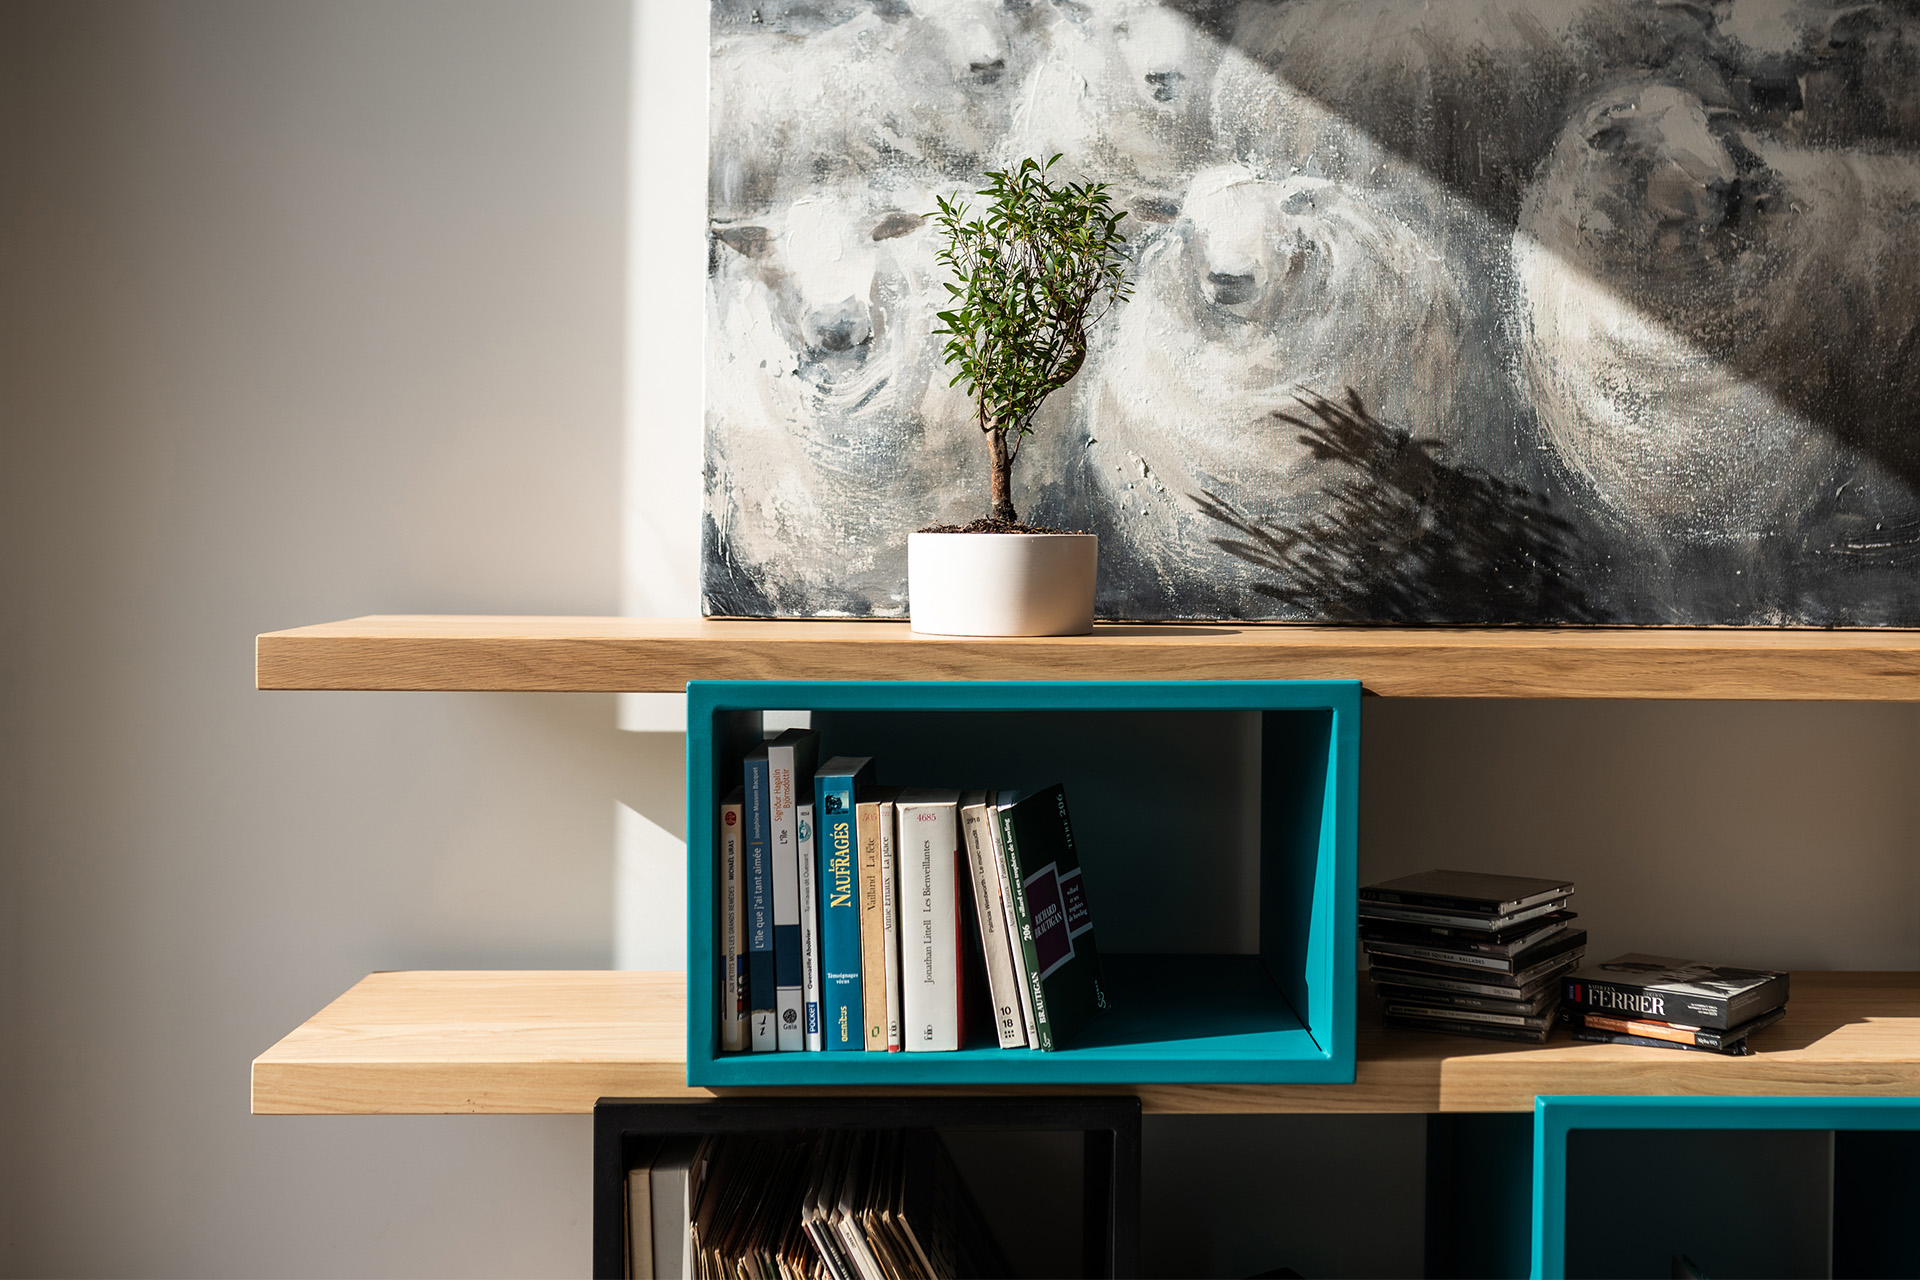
[999,784,1108,1051]
[1564,954,1790,1031]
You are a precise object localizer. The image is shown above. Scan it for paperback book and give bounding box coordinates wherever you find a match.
[999,784,1108,1051]
[855,786,899,1052]
[796,800,823,1051]
[814,757,874,1052]
[743,744,775,1052]
[767,727,821,1051]
[896,789,965,1052]
[718,785,746,1054]
[960,789,1027,1050]
[1564,1005,1787,1052]
[1564,955,1790,1031]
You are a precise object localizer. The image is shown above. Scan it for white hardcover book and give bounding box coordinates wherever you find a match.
[719,789,745,1053]
[990,792,1039,1047]
[960,790,1026,1049]
[878,794,903,1052]
[796,801,823,1051]
[625,1151,656,1280]
[650,1136,704,1280]
[895,788,963,1052]
[767,730,817,1051]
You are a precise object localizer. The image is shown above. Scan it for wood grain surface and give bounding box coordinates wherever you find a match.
[253,616,1920,698]
[251,970,1920,1115]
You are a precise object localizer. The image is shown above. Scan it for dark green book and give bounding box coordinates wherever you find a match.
[997,785,1108,1050]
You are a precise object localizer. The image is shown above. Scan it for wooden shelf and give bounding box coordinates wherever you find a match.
[252,970,1920,1116]
[253,616,1920,699]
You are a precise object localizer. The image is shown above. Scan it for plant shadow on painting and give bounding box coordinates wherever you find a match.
[702,0,1920,626]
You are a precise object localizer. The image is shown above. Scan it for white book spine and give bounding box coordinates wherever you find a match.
[897,790,961,1052]
[991,799,1039,1047]
[879,798,902,1052]
[796,802,823,1051]
[961,793,1026,1049]
[720,796,745,1053]
[768,740,803,1051]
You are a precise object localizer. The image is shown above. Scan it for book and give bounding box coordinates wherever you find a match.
[1565,1004,1788,1052]
[718,786,746,1054]
[766,728,821,1052]
[999,784,1108,1051]
[960,789,1027,1049]
[897,789,965,1052]
[1364,962,1566,1002]
[1369,944,1584,990]
[1384,1012,1552,1044]
[795,801,823,1051]
[878,791,904,1052]
[1359,896,1570,933]
[743,745,776,1052]
[1371,981,1561,1018]
[983,791,1038,1047]
[1362,928,1587,976]
[1564,954,1790,1031]
[625,1135,663,1280]
[814,757,874,1052]
[649,1135,705,1280]
[855,787,899,1053]
[1360,910,1578,957]
[1361,869,1574,916]
[1383,1001,1556,1032]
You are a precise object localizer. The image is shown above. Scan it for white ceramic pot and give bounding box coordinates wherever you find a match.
[908,532,1098,636]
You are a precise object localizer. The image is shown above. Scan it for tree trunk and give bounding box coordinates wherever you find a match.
[987,427,1018,524]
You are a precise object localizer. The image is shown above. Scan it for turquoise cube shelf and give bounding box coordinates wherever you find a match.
[1531,1096,1920,1278]
[684,679,1359,1087]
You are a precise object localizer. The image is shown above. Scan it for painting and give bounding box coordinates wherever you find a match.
[703,0,1920,625]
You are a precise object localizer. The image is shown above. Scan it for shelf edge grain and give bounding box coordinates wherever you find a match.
[251,970,1920,1115]
[255,616,1920,698]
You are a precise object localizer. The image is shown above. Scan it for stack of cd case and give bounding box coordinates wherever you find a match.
[1360,870,1585,1044]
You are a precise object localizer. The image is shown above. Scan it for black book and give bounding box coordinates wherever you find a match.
[1359,897,1570,934]
[1360,870,1574,916]
[1564,955,1790,1031]
[1383,1012,1552,1044]
[1363,929,1587,978]
[998,785,1108,1050]
[1364,927,1587,976]
[1369,945,1584,990]
[1372,981,1560,1018]
[1361,910,1578,957]
[1561,1004,1787,1053]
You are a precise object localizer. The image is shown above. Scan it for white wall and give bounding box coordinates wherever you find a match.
[0,1,648,1273]
[4,3,1919,1278]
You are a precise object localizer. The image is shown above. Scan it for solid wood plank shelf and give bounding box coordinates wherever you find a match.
[254,616,1920,699]
[252,970,1920,1116]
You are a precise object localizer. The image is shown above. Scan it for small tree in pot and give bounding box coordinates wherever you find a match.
[930,156,1132,527]
[909,157,1132,636]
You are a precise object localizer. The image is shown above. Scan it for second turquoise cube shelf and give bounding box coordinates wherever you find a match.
[683,679,1360,1087]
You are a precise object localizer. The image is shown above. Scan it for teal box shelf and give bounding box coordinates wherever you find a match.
[684,679,1360,1087]
[1531,1096,1920,1279]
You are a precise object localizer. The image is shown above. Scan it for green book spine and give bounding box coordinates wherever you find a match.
[997,804,1054,1051]
[999,784,1107,1051]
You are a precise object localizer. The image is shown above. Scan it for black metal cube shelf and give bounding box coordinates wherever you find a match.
[593,1095,1143,1279]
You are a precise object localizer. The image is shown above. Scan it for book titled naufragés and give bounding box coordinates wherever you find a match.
[814,757,874,1052]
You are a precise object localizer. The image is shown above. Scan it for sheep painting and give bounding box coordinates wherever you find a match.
[704,0,1920,625]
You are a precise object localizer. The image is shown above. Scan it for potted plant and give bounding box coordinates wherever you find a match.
[911,156,1132,636]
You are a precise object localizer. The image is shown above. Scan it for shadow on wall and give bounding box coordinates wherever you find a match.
[1192,389,1609,624]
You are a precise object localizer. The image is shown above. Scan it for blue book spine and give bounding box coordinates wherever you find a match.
[814,758,873,1051]
[743,747,775,1051]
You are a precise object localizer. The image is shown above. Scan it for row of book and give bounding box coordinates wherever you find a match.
[1361,870,1791,1054]
[1360,870,1586,1044]
[720,728,1108,1055]
[625,1129,1009,1280]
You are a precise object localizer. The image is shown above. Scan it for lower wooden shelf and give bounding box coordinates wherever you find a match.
[251,969,1920,1116]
